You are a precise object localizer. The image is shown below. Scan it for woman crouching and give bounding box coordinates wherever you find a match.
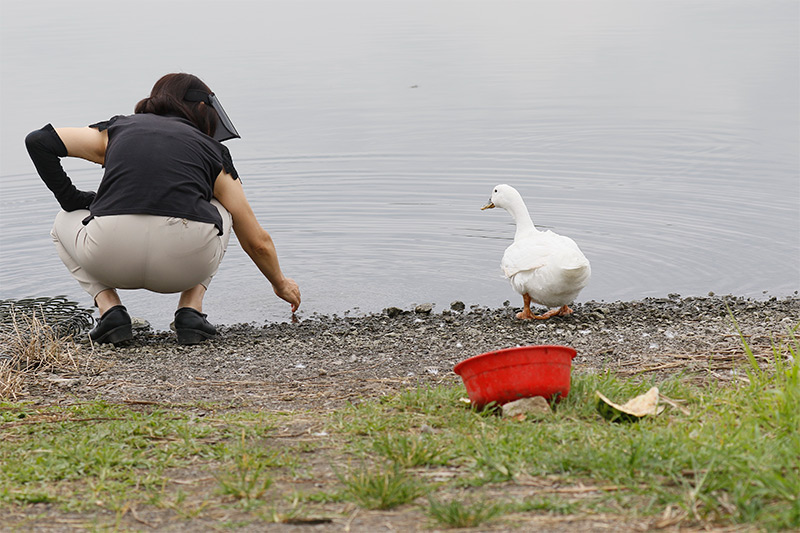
[25,73,301,345]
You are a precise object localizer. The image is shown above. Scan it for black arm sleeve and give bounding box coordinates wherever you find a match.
[25,124,96,211]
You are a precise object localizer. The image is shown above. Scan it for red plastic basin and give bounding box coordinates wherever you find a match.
[453,345,577,409]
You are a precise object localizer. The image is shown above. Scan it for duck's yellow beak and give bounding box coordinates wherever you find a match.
[481,201,495,210]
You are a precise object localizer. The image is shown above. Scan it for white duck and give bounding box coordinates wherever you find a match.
[482,184,591,320]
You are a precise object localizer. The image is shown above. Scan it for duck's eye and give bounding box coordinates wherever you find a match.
[494,189,498,193]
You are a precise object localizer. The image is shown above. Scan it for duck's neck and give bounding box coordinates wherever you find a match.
[507,198,538,240]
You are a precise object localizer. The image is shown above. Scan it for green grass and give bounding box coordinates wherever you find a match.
[337,462,429,510]
[371,433,451,467]
[426,496,505,528]
[1,320,798,530]
[0,403,286,513]
[214,430,275,508]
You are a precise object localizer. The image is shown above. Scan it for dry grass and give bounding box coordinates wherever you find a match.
[0,307,95,400]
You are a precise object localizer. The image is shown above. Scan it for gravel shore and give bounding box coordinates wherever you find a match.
[28,294,797,410]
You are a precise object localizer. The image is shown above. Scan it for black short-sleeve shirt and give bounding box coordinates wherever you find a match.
[86,113,239,234]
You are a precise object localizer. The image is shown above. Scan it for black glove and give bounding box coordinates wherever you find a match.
[25,124,96,211]
[65,189,96,211]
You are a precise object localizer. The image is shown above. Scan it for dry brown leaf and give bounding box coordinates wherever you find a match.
[596,386,664,422]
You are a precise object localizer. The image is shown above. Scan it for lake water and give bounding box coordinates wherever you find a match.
[1,1,798,330]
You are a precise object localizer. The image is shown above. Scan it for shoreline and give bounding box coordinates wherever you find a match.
[17,294,797,410]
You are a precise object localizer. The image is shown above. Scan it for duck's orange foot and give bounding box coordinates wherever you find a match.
[516,308,535,320]
[556,305,574,316]
[532,305,574,320]
[516,293,536,320]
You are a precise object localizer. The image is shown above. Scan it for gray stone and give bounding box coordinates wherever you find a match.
[415,303,433,314]
[131,317,150,330]
[384,307,404,318]
[501,396,552,419]
[450,301,466,312]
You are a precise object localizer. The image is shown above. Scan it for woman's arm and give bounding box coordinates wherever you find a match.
[55,127,108,164]
[213,171,301,312]
[25,125,107,211]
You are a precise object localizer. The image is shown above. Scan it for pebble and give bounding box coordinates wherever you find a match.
[450,301,466,312]
[384,307,404,318]
[415,303,434,314]
[131,317,151,330]
[501,396,551,418]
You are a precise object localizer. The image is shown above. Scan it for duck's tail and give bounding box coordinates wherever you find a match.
[560,259,591,284]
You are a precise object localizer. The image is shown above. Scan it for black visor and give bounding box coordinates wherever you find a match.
[184,89,241,142]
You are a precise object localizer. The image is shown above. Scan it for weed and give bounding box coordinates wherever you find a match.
[0,307,97,400]
[259,491,315,524]
[155,488,211,519]
[426,496,504,528]
[292,489,347,504]
[516,495,579,515]
[372,433,449,467]
[465,434,518,484]
[215,430,274,508]
[1,488,57,505]
[338,462,428,510]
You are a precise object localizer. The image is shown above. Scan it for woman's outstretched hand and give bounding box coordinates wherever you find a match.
[273,278,301,313]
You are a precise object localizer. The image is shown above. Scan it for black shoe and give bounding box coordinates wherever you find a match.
[174,307,217,345]
[90,305,133,345]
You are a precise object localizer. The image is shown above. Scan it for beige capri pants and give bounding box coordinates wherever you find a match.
[51,199,232,300]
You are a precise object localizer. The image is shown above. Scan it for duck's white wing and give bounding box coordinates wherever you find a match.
[501,231,588,279]
[501,239,550,278]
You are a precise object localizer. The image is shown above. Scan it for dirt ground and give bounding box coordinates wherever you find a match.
[4,295,797,532]
[25,294,798,410]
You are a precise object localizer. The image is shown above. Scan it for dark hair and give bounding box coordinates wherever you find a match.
[134,73,217,137]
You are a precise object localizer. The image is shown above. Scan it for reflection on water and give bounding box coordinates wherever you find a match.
[1,1,798,329]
